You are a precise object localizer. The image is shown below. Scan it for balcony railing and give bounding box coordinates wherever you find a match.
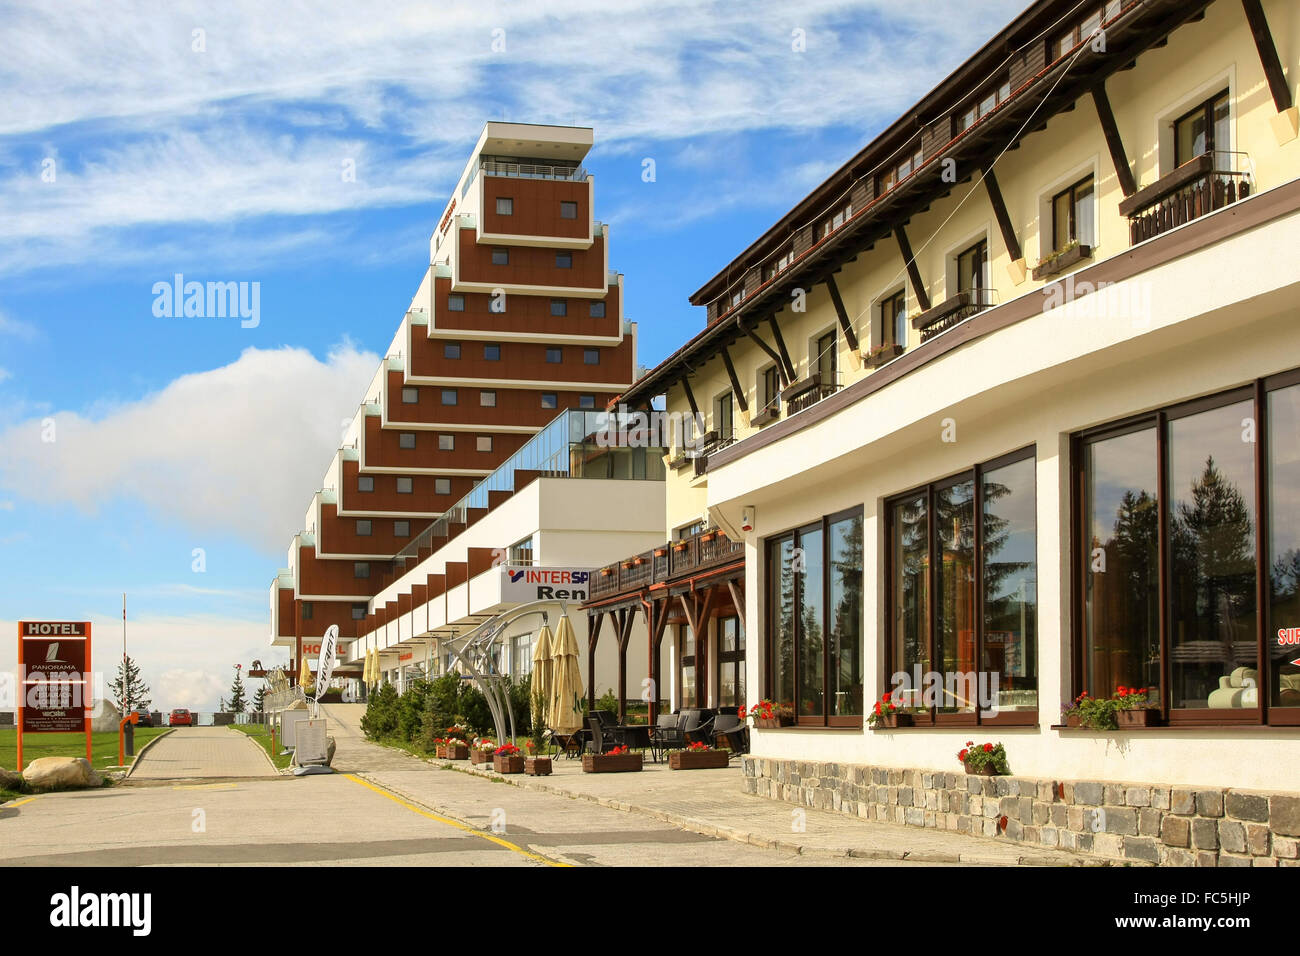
[589,527,744,602]
[692,432,735,477]
[913,287,998,342]
[782,373,840,415]
[481,160,588,182]
[1119,152,1251,244]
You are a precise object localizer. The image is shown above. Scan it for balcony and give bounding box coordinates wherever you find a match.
[691,432,735,478]
[912,287,998,342]
[1119,152,1252,244]
[782,373,839,415]
[589,526,744,602]
[480,160,589,182]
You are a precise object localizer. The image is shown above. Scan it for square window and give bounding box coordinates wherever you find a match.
[394,521,410,538]
[358,476,374,493]
[447,295,465,312]
[492,248,509,266]
[546,347,562,364]
[541,393,557,409]
[584,349,599,365]
[477,436,493,453]
[496,197,513,215]
[444,342,461,359]
[441,389,458,406]
[580,395,595,409]
[435,478,451,495]
[401,386,419,404]
[550,299,567,316]
[399,432,416,449]
[357,519,372,536]
[354,562,370,579]
[351,604,367,621]
[396,478,413,494]
[480,390,496,407]
[556,252,572,269]
[589,301,606,318]
[560,201,577,219]
[483,344,501,361]
[438,434,455,451]
[302,601,313,620]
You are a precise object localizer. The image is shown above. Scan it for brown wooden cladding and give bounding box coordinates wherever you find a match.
[340,460,468,513]
[276,587,295,637]
[921,117,950,160]
[363,415,530,470]
[432,276,620,338]
[317,503,432,556]
[401,338,633,394]
[458,229,605,290]
[851,179,874,211]
[295,599,363,639]
[467,547,498,578]
[792,224,814,258]
[480,176,592,241]
[1011,35,1047,89]
[297,545,390,597]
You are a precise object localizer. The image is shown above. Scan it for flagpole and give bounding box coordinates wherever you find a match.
[122,593,128,713]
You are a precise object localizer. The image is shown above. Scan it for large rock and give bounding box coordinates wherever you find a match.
[0,767,24,791]
[326,737,336,767]
[91,699,122,733]
[22,757,103,791]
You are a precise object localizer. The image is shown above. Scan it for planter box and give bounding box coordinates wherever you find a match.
[865,343,904,368]
[1032,243,1093,280]
[435,744,448,758]
[669,749,730,770]
[493,754,525,774]
[525,756,552,776]
[445,743,469,760]
[470,749,494,765]
[582,753,643,773]
[1064,714,1082,728]
[963,761,1000,777]
[754,715,795,729]
[871,712,915,729]
[1117,708,1159,728]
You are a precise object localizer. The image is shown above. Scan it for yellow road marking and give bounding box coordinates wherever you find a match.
[343,773,569,867]
[7,796,38,808]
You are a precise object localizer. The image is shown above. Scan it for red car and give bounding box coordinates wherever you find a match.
[169,709,193,726]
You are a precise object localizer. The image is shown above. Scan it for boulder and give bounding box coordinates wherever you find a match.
[0,767,24,792]
[91,698,122,733]
[22,757,103,791]
[326,737,336,767]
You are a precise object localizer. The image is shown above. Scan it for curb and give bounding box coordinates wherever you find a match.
[122,728,174,780]
[224,725,285,775]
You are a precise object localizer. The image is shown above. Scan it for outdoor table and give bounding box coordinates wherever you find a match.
[615,724,653,755]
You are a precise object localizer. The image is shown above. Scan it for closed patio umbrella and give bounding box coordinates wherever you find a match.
[549,615,584,735]
[363,648,374,688]
[531,624,554,729]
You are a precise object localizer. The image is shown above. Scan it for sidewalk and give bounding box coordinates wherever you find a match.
[126,726,278,781]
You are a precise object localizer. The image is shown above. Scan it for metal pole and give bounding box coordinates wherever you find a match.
[122,593,129,714]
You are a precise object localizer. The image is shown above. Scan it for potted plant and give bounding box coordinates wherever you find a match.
[866,691,915,728]
[443,725,470,759]
[433,736,448,758]
[864,342,904,368]
[958,741,1009,776]
[524,737,552,776]
[1061,686,1159,730]
[582,744,643,773]
[1114,685,1158,727]
[493,743,525,774]
[668,741,729,770]
[470,738,496,765]
[1032,239,1093,280]
[744,699,794,729]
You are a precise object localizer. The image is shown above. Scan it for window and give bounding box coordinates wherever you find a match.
[396,478,413,494]
[957,239,988,295]
[546,348,563,364]
[560,201,577,219]
[767,509,863,724]
[441,389,458,406]
[394,521,410,538]
[678,625,697,708]
[815,330,837,385]
[398,432,416,450]
[492,248,509,266]
[541,393,557,409]
[438,434,455,451]
[511,633,535,680]
[358,476,374,493]
[1075,376,1300,723]
[584,348,599,365]
[1174,89,1231,168]
[509,536,534,565]
[589,300,606,318]
[477,436,493,453]
[819,202,853,238]
[715,393,734,441]
[550,299,567,316]
[401,386,419,404]
[1053,2,1121,60]
[579,394,596,409]
[480,390,496,407]
[887,448,1037,720]
[761,365,781,413]
[555,252,572,269]
[878,146,925,193]
[351,604,367,621]
[302,601,313,621]
[496,197,513,215]
[717,616,746,710]
[435,478,451,495]
[957,79,1013,132]
[354,562,371,579]
[447,295,465,312]
[356,519,372,536]
[483,344,501,361]
[881,290,908,350]
[1051,175,1096,253]
[444,342,461,359]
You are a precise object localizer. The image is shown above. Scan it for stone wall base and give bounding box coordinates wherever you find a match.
[741,755,1300,867]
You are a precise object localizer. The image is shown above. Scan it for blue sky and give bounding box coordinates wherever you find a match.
[0,0,1026,710]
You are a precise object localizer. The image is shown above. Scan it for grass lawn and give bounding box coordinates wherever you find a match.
[0,727,170,774]
[230,723,293,770]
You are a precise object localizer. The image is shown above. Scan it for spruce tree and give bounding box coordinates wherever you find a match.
[110,655,151,713]
[227,669,249,713]
[253,683,268,714]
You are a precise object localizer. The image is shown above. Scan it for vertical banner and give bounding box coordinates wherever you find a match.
[17,621,93,770]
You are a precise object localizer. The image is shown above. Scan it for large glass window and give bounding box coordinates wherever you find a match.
[1268,381,1300,712]
[1175,89,1231,168]
[881,290,908,350]
[678,625,697,708]
[957,239,988,295]
[1051,175,1095,253]
[717,616,746,710]
[887,448,1038,723]
[766,508,863,726]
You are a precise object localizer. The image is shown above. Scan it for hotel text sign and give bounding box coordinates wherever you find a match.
[499,567,593,603]
[16,622,93,765]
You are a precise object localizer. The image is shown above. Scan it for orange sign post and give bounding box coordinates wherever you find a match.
[16,621,93,771]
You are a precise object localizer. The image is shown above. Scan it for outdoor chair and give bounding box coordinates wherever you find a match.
[587,716,628,754]
[546,728,589,759]
[649,713,685,762]
[710,713,749,757]
[680,709,716,746]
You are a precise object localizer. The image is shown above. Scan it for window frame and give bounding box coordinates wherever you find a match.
[483,343,501,361]
[476,435,493,453]
[398,432,416,450]
[434,478,451,496]
[1173,88,1231,169]
[555,252,573,269]
[396,477,413,495]
[492,247,510,266]
[583,348,599,366]
[447,295,465,313]
[1050,174,1095,254]
[550,299,567,317]
[438,434,455,451]
[394,520,410,538]
[546,347,563,364]
[441,388,459,406]
[401,386,419,405]
[881,289,908,349]
[560,200,578,220]
[541,392,558,410]
[443,342,462,359]
[716,614,746,710]
[357,476,374,493]
[356,519,372,537]
[589,300,606,318]
[496,196,513,216]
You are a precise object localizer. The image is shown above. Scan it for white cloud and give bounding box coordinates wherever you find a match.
[0,368,9,383]
[0,342,378,552]
[0,308,37,339]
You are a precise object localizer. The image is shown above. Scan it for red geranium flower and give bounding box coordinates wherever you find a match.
[983,743,993,753]
[959,749,969,761]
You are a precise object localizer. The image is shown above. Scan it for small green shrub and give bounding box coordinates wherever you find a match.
[360,682,399,740]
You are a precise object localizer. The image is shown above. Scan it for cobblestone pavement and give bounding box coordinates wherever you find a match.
[127,726,277,781]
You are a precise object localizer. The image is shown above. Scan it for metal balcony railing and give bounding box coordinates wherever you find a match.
[480,160,588,182]
[1120,152,1252,244]
[914,287,999,342]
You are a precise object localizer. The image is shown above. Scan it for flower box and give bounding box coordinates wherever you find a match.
[435,744,448,758]
[1117,708,1159,728]
[525,756,552,776]
[493,754,526,774]
[872,713,915,729]
[470,749,494,766]
[653,548,667,557]
[668,749,729,770]
[754,715,795,729]
[582,752,643,773]
[444,743,469,760]
[864,343,904,368]
[963,760,999,777]
[1064,714,1082,728]
[1032,243,1093,280]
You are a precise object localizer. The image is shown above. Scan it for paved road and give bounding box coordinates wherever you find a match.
[128,726,277,780]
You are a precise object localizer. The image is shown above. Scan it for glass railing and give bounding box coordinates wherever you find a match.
[480,160,588,182]
[394,409,666,563]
